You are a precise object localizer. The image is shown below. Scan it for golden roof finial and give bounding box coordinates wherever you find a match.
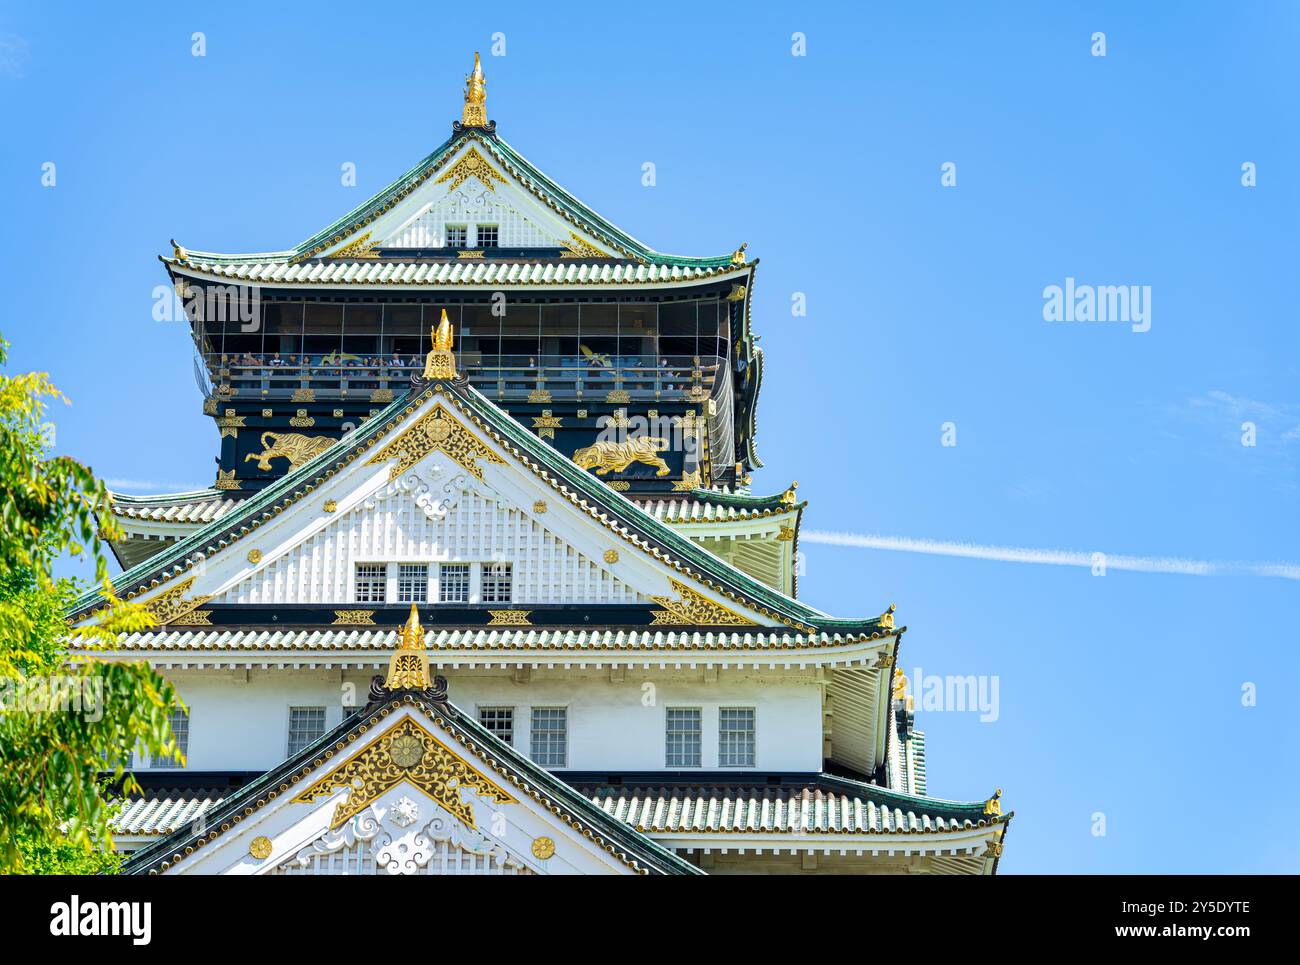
[385,603,432,690]
[879,602,896,631]
[780,480,799,505]
[892,666,908,701]
[983,788,1003,817]
[462,51,487,127]
[423,309,457,380]
[730,243,748,265]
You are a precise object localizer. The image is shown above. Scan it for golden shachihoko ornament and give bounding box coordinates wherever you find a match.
[385,603,432,690]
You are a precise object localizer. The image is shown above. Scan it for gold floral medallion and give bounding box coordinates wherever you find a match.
[531,836,555,860]
[388,733,425,768]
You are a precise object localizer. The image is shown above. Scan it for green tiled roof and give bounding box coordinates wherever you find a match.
[580,774,1003,835]
[88,626,885,656]
[117,773,1004,842]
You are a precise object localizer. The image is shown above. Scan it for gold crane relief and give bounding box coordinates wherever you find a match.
[244,431,334,471]
[572,437,671,477]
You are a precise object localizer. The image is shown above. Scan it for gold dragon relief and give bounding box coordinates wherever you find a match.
[572,436,671,477]
[244,431,335,471]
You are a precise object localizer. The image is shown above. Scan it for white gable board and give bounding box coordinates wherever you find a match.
[218,462,644,606]
[328,141,610,255]
[156,704,641,875]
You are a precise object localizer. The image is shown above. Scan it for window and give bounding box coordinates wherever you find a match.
[478,707,514,746]
[153,708,189,768]
[397,563,428,603]
[718,707,756,767]
[476,224,499,248]
[530,707,567,767]
[665,708,702,767]
[481,562,512,604]
[445,224,467,247]
[287,706,326,756]
[355,563,387,603]
[438,563,470,603]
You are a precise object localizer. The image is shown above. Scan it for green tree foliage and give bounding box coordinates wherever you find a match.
[0,335,180,872]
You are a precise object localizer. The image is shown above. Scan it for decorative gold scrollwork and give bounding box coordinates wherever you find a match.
[435,145,505,192]
[366,404,505,481]
[141,577,214,627]
[291,716,516,830]
[649,579,754,627]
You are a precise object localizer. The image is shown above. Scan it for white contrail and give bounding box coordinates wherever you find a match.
[103,478,209,494]
[802,530,1300,581]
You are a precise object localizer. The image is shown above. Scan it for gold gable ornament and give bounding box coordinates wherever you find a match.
[386,603,432,691]
[292,716,516,831]
[365,403,505,481]
[983,788,1003,818]
[879,602,896,631]
[461,51,488,128]
[423,309,458,380]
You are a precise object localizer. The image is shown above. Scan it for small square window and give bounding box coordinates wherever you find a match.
[665,708,702,767]
[530,707,567,767]
[478,707,514,746]
[438,563,470,603]
[445,225,467,248]
[355,563,387,603]
[476,224,499,248]
[718,707,756,767]
[481,562,512,604]
[287,706,326,756]
[397,563,428,603]
[153,708,189,768]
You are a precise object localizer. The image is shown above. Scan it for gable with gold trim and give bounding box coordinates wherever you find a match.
[120,683,698,875]
[70,373,894,639]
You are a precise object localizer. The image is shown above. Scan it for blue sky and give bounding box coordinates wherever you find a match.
[2,2,1297,872]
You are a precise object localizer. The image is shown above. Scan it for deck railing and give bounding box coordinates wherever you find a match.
[200,353,724,404]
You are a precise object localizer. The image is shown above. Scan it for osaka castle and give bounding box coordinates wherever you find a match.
[68,55,1010,875]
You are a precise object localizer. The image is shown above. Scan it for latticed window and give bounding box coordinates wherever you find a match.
[718,707,756,767]
[445,224,467,247]
[287,706,326,756]
[397,564,429,603]
[478,707,514,746]
[354,564,386,603]
[481,562,512,604]
[665,708,702,767]
[153,708,189,768]
[476,224,499,247]
[438,563,470,603]
[530,707,567,767]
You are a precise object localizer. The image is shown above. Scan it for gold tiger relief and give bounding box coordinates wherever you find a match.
[244,431,335,471]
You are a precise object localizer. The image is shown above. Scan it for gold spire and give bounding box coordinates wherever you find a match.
[385,603,432,690]
[423,309,457,379]
[461,51,487,127]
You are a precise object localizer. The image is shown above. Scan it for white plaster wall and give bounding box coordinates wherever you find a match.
[140,668,824,774]
[219,487,642,606]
